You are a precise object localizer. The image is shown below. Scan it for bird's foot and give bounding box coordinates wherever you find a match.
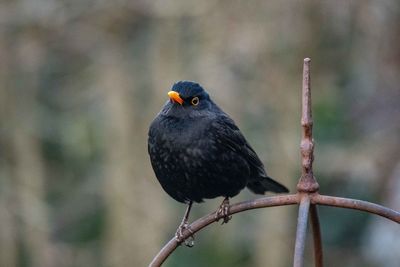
[215,197,232,224]
[175,222,195,247]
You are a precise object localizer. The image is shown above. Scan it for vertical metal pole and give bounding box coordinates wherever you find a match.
[294,58,323,267]
[297,58,319,193]
[293,195,310,267]
[310,204,323,267]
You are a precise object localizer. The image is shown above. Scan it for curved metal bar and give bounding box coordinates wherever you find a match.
[312,194,400,223]
[310,204,323,267]
[149,194,299,267]
[293,195,311,267]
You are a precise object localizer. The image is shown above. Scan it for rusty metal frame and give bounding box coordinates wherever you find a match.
[149,58,400,267]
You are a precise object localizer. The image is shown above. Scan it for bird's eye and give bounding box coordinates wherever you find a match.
[191,97,199,106]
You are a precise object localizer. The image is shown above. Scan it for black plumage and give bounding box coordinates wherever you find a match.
[148,81,288,242]
[149,81,288,202]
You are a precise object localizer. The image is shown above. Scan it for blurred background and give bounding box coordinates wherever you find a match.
[1,0,400,266]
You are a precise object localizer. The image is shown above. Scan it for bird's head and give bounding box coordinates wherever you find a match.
[162,81,215,118]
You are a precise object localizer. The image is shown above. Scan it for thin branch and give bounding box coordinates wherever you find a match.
[312,194,400,223]
[310,204,323,267]
[149,194,299,267]
[293,195,311,267]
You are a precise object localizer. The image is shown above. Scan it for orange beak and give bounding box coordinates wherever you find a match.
[168,91,184,105]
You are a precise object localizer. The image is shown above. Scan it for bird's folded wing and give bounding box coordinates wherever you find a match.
[210,115,268,178]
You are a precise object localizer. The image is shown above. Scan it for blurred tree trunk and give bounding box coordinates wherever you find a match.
[0,46,18,267]
[11,123,54,267]
[254,90,299,267]
[360,4,400,265]
[0,192,17,267]
[100,47,167,267]
[4,77,53,267]
[0,35,53,267]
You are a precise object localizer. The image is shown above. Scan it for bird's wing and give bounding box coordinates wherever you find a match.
[210,115,267,178]
[211,115,289,194]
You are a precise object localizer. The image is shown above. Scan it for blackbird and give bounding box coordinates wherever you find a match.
[148,81,288,244]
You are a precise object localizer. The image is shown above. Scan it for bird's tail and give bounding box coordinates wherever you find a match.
[246,176,289,194]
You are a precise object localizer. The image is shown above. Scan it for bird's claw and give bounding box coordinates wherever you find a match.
[175,222,195,247]
[215,198,232,224]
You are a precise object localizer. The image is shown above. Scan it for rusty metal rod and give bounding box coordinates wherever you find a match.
[149,194,300,267]
[293,195,311,267]
[310,204,323,267]
[297,57,319,193]
[312,194,400,223]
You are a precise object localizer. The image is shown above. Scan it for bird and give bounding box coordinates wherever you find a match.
[148,81,288,245]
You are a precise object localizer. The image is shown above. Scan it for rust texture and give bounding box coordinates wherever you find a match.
[149,58,400,267]
[297,58,319,193]
[292,58,323,267]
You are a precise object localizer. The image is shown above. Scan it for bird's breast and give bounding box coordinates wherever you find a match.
[148,114,249,202]
[155,117,219,164]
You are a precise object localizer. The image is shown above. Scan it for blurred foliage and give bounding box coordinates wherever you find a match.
[1,1,400,267]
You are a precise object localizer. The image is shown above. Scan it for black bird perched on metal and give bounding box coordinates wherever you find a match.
[148,81,288,244]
